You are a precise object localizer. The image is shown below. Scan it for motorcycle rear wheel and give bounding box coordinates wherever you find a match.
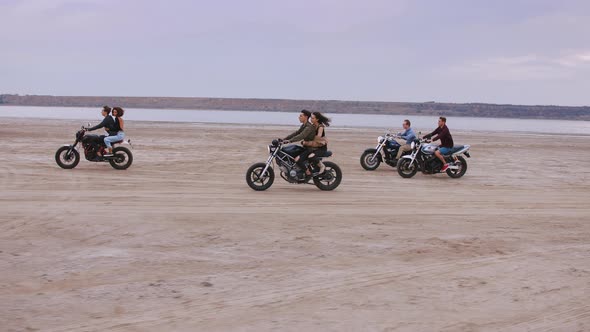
[397,158,418,178]
[109,146,133,170]
[313,161,342,191]
[55,146,80,169]
[446,156,467,178]
[246,162,275,191]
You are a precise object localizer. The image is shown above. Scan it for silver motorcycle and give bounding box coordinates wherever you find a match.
[396,138,471,178]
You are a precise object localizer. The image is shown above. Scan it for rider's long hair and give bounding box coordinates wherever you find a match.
[312,112,331,126]
[113,107,125,117]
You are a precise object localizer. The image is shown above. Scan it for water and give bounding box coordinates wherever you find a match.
[1,105,589,135]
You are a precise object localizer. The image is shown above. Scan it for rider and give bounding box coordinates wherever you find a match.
[283,109,315,147]
[86,106,117,157]
[423,116,454,172]
[394,119,416,160]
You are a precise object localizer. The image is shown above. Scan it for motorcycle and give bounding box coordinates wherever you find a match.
[360,131,410,170]
[396,138,471,178]
[55,124,133,170]
[246,139,342,191]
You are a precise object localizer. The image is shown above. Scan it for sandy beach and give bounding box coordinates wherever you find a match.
[1,117,589,331]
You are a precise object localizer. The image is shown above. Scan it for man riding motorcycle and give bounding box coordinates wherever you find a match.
[423,116,454,172]
[283,109,315,145]
[281,109,318,179]
[86,106,117,158]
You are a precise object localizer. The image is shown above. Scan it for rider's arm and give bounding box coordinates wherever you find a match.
[288,125,315,142]
[423,127,440,140]
[284,125,303,140]
[316,126,324,138]
[400,129,409,139]
[87,118,107,131]
[403,130,416,142]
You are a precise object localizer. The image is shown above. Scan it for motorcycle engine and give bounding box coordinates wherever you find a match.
[279,165,288,174]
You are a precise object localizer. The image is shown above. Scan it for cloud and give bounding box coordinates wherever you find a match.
[556,51,590,67]
[443,50,590,81]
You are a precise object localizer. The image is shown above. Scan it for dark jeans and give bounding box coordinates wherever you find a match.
[296,146,327,170]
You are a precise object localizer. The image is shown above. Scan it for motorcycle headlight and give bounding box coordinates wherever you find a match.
[411,141,415,149]
[377,136,384,143]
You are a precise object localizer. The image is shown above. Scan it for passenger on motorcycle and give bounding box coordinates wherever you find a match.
[104,107,126,156]
[394,119,416,160]
[86,106,117,157]
[423,116,454,172]
[298,111,331,176]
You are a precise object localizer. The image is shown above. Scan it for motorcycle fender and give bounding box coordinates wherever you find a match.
[400,155,413,160]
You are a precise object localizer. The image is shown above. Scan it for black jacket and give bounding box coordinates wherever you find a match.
[88,116,117,136]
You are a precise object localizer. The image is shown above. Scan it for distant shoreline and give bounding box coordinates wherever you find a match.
[1,94,589,121]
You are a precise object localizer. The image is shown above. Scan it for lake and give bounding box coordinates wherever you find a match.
[1,106,589,135]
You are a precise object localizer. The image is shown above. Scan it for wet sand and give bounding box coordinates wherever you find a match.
[1,118,589,331]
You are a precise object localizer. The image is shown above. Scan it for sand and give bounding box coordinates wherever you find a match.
[1,117,589,331]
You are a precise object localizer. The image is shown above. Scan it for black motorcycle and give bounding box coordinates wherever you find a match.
[55,125,133,170]
[246,139,342,191]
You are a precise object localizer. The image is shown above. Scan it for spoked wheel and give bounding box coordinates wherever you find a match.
[446,156,468,178]
[246,162,275,191]
[360,149,381,170]
[313,161,342,191]
[109,146,133,170]
[55,146,80,169]
[396,158,418,178]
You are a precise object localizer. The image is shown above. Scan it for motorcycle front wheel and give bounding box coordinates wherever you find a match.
[360,149,380,170]
[246,162,275,191]
[55,146,80,169]
[397,158,418,178]
[313,161,342,191]
[446,156,468,178]
[109,146,133,170]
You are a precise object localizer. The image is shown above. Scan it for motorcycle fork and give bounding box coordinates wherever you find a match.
[261,150,278,177]
[67,141,79,157]
[372,143,385,160]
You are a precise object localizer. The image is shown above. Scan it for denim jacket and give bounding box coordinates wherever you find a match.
[400,128,416,144]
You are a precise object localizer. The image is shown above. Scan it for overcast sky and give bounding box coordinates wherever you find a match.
[1,0,589,106]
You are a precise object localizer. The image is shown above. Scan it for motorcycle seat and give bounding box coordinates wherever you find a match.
[312,150,332,158]
[442,145,464,156]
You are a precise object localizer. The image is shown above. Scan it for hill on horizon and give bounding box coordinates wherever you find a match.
[1,94,588,121]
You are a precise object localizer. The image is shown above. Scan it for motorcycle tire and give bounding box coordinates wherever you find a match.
[246,162,275,191]
[396,158,418,178]
[55,146,80,169]
[446,156,467,178]
[360,149,381,171]
[313,161,342,191]
[109,146,133,170]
